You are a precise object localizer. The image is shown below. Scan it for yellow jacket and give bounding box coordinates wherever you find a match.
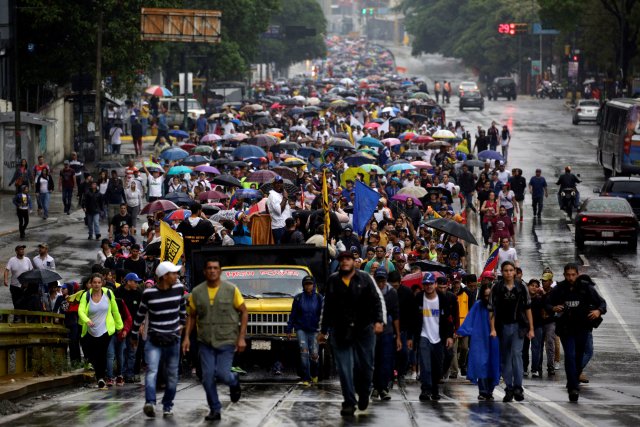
[78,288,123,337]
[456,290,469,325]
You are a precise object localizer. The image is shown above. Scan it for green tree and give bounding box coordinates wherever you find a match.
[258,0,327,73]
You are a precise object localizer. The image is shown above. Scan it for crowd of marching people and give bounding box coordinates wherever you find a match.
[2,36,608,419]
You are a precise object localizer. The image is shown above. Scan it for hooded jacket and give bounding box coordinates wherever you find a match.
[286,281,323,334]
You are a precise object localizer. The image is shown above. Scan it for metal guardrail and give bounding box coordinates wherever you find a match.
[0,310,69,376]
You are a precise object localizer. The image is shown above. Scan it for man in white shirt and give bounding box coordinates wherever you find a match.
[221,117,235,135]
[496,238,519,275]
[32,243,56,271]
[496,162,511,185]
[142,163,164,202]
[3,245,34,309]
[438,174,456,194]
[266,176,292,243]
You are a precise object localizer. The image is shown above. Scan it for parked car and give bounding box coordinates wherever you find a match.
[595,176,640,217]
[459,91,484,111]
[160,97,205,129]
[458,81,478,97]
[574,196,639,250]
[572,99,600,125]
[487,77,517,101]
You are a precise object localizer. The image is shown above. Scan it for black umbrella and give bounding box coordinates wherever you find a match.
[212,174,242,188]
[163,192,196,207]
[425,218,478,245]
[201,204,222,216]
[329,138,355,149]
[144,241,161,257]
[410,260,451,273]
[464,159,486,168]
[259,180,299,195]
[211,158,231,166]
[228,161,250,169]
[254,116,276,126]
[181,155,210,167]
[18,268,62,285]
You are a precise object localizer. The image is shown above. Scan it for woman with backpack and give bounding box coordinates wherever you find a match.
[78,272,123,389]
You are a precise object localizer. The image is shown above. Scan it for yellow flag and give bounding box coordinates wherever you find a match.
[342,122,354,145]
[322,169,330,246]
[160,221,184,265]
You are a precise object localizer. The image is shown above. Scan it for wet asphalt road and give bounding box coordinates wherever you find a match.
[1,46,640,426]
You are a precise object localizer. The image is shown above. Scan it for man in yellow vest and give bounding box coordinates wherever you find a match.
[182,257,248,422]
[450,273,470,379]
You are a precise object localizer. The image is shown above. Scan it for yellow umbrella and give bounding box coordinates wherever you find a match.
[456,140,469,154]
[341,167,370,187]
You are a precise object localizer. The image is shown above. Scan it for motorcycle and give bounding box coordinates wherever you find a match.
[559,187,577,219]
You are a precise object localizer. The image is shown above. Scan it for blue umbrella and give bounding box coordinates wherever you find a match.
[477,150,504,162]
[160,147,190,161]
[358,136,384,148]
[344,153,376,167]
[298,147,322,159]
[232,145,267,159]
[232,189,263,200]
[386,163,417,173]
[168,129,189,139]
[167,165,193,176]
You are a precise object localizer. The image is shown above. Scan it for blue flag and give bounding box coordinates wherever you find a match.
[353,180,381,236]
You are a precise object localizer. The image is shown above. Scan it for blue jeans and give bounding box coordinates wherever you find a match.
[199,343,238,412]
[38,192,50,218]
[62,188,73,213]
[374,333,395,392]
[530,327,544,372]
[396,331,410,378]
[500,323,524,390]
[582,331,593,369]
[478,377,495,396]
[106,335,116,378]
[296,330,319,381]
[532,196,544,216]
[462,192,474,210]
[330,325,375,407]
[145,339,181,411]
[121,335,137,378]
[272,227,286,244]
[419,337,444,395]
[87,213,100,237]
[560,330,589,391]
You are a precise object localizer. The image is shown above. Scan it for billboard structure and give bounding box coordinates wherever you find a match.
[141,8,221,43]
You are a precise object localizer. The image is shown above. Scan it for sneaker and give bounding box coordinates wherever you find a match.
[116,376,125,386]
[568,389,579,402]
[478,394,488,401]
[96,234,101,240]
[298,381,310,387]
[106,378,115,387]
[230,380,241,403]
[357,393,369,411]
[430,394,441,401]
[579,373,589,383]
[514,388,525,402]
[503,389,514,402]
[97,379,107,389]
[523,371,529,378]
[163,409,173,417]
[379,389,391,401]
[231,366,247,375]
[532,371,541,378]
[143,403,155,418]
[205,411,221,421]
[311,376,318,384]
[419,392,431,402]
[88,235,93,240]
[340,404,355,417]
[370,389,379,399]
[449,372,458,379]
[554,362,560,370]
[460,369,467,376]
[487,394,495,401]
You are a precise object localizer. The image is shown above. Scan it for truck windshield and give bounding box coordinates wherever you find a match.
[222,267,308,298]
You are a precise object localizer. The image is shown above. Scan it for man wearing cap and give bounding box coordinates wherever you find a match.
[286,275,324,386]
[183,257,247,421]
[413,273,455,401]
[176,202,215,290]
[372,267,401,401]
[4,245,34,309]
[32,243,56,271]
[116,272,143,383]
[339,225,361,255]
[319,250,386,416]
[266,175,292,244]
[131,261,186,418]
[59,160,76,215]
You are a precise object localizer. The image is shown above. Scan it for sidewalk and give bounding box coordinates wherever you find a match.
[0,370,87,402]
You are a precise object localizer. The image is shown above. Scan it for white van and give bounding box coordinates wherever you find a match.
[159,97,205,128]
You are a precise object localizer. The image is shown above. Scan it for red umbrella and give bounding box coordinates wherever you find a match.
[364,122,380,129]
[141,199,179,214]
[248,170,277,184]
[180,143,196,152]
[199,190,229,201]
[401,271,447,288]
[165,209,191,221]
[412,135,435,144]
[402,132,417,141]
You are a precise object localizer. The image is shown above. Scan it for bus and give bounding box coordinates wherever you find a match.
[597,98,640,177]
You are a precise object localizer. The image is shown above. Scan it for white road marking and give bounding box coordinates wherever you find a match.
[525,388,598,427]
[492,389,554,427]
[592,278,640,355]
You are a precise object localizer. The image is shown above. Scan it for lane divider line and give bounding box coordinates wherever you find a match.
[525,388,597,427]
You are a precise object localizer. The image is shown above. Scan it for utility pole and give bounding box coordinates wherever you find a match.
[12,0,21,161]
[94,9,103,158]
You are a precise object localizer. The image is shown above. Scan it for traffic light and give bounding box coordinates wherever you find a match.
[361,7,374,15]
[498,23,528,35]
[572,55,579,62]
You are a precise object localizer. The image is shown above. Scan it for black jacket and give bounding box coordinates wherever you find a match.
[412,290,456,343]
[35,175,54,193]
[556,172,581,189]
[395,283,416,333]
[548,278,606,336]
[82,189,103,214]
[320,270,385,340]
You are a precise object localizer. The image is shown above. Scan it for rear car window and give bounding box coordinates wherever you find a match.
[609,181,640,194]
[586,199,632,213]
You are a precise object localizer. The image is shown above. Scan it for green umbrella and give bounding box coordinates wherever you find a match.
[361,164,384,174]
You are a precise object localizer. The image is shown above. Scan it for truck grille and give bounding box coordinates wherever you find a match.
[248,313,289,336]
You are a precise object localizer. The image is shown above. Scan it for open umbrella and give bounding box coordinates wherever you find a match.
[410,160,432,169]
[398,186,428,198]
[425,218,479,245]
[386,163,417,173]
[364,122,380,129]
[163,192,195,207]
[198,190,229,201]
[248,170,277,184]
[274,142,301,152]
[382,138,401,147]
[193,145,214,155]
[194,165,220,175]
[391,117,412,126]
[477,150,504,162]
[290,125,310,134]
[201,134,221,143]
[145,85,172,97]
[344,152,376,167]
[464,159,486,168]
[251,134,278,148]
[360,164,385,174]
[141,199,179,214]
[18,268,62,285]
[432,129,456,139]
[201,204,222,216]
[169,129,189,139]
[181,155,210,167]
[412,135,435,144]
[228,161,249,169]
[160,147,190,161]
[211,158,231,167]
[391,193,423,206]
[165,209,191,222]
[272,166,297,181]
[341,167,369,186]
[426,140,451,149]
[167,165,193,176]
[179,143,196,152]
[411,260,451,273]
[283,157,306,167]
[401,150,428,159]
[410,92,430,100]
[212,174,243,188]
[259,181,299,195]
[232,189,263,200]
[297,147,321,159]
[358,136,384,148]
[399,132,416,141]
[329,138,355,149]
[232,145,266,159]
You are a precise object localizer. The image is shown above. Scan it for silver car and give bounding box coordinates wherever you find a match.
[573,100,600,124]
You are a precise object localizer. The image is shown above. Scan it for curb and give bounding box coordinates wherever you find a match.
[0,372,86,401]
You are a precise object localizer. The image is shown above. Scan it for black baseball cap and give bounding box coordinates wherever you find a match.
[336,251,355,260]
[302,275,315,285]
